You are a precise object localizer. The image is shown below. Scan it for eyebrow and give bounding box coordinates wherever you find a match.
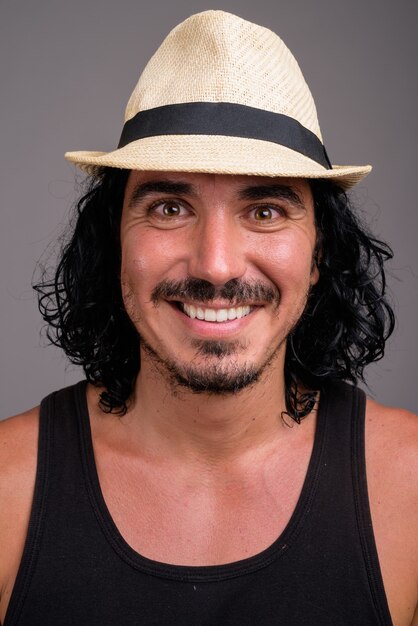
[238,184,304,208]
[128,179,305,209]
[128,180,195,207]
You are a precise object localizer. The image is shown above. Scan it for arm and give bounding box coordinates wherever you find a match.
[366,399,418,626]
[0,408,39,624]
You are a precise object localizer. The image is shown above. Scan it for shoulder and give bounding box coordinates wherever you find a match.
[0,406,40,498]
[0,407,40,479]
[364,397,418,624]
[365,397,418,484]
[0,407,40,619]
[365,396,418,517]
[364,397,418,541]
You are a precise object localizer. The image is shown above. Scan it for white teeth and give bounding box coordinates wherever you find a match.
[182,303,251,322]
[217,309,229,322]
[204,309,217,322]
[187,307,196,319]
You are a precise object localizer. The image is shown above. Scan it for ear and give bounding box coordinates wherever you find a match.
[310,240,322,286]
[310,262,320,286]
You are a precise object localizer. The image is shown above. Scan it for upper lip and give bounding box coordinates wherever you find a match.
[166,298,262,309]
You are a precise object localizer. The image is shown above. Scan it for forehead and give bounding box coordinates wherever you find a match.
[124,170,313,206]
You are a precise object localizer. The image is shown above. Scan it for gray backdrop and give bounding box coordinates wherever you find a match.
[1,0,417,417]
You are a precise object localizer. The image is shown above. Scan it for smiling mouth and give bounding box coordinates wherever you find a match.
[178,302,252,323]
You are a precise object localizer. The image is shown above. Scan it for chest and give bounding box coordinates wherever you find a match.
[93,444,312,566]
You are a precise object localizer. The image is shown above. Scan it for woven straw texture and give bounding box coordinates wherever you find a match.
[65,10,371,189]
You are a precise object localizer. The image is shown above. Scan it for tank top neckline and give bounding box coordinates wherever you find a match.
[75,381,329,582]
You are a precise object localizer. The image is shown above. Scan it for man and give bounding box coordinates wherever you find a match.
[0,10,417,625]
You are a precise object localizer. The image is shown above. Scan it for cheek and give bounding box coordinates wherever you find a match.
[120,231,180,298]
[120,235,159,325]
[120,233,152,302]
[256,233,316,286]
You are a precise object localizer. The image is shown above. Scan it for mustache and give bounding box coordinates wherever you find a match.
[151,278,280,306]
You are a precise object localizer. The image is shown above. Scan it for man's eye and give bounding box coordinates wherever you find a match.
[251,205,285,221]
[151,201,186,217]
[162,203,181,216]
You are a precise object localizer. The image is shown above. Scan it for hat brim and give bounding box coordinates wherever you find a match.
[65,135,371,190]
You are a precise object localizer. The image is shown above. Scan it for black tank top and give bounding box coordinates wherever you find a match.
[4,381,393,625]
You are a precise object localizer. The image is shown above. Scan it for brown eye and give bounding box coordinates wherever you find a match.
[254,206,274,220]
[147,199,192,227]
[249,205,286,223]
[162,202,182,217]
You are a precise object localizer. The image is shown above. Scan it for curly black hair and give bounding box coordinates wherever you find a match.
[34,168,395,422]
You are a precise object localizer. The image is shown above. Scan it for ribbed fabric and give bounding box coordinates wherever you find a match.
[4,381,393,625]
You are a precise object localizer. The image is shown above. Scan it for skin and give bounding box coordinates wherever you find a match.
[0,172,417,625]
[120,172,319,398]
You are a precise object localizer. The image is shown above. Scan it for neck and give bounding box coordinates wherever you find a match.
[120,349,300,466]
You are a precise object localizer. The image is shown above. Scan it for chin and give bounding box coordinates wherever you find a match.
[140,333,284,396]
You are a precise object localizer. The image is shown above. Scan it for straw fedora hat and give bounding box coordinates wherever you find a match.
[65,10,371,189]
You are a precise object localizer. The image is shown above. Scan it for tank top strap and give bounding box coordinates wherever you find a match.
[3,381,88,626]
[316,381,392,626]
[349,384,393,626]
[41,380,89,489]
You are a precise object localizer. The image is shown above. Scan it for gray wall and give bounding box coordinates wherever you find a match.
[1,0,417,417]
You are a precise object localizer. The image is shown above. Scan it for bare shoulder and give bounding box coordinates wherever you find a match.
[365,397,418,530]
[365,397,418,484]
[0,407,39,622]
[0,406,40,479]
[365,398,418,626]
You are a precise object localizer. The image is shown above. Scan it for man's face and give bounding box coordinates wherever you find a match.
[120,171,319,393]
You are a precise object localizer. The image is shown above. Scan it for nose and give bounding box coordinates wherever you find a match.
[187,213,247,286]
